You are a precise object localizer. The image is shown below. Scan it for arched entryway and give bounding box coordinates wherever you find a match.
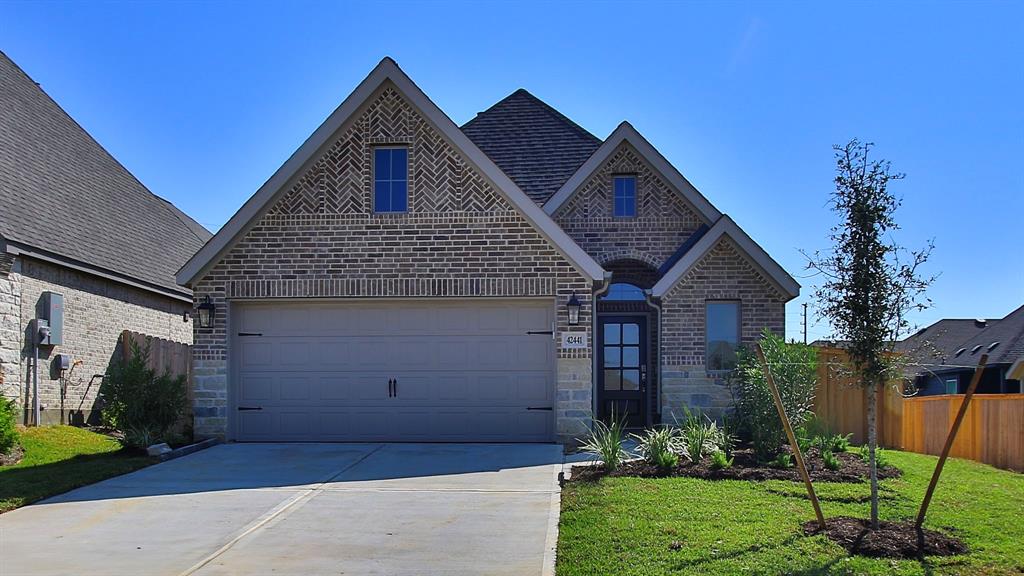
[597,259,660,428]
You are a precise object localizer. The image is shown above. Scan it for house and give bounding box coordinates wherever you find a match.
[176,58,799,443]
[898,305,1024,396]
[0,52,210,425]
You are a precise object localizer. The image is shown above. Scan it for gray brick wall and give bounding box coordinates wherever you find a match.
[191,84,595,441]
[552,141,703,268]
[10,257,192,424]
[659,238,786,422]
[0,255,21,403]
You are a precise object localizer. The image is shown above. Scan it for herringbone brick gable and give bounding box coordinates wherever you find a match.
[268,86,511,217]
[553,141,703,267]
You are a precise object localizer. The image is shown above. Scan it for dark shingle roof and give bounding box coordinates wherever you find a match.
[0,52,210,297]
[898,305,1024,368]
[461,89,601,204]
[953,305,1024,365]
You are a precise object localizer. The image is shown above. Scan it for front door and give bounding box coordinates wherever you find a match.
[598,316,647,428]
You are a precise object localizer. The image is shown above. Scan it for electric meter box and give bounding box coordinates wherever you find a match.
[41,291,64,346]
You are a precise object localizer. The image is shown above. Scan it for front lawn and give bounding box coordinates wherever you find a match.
[0,426,155,513]
[558,450,1024,575]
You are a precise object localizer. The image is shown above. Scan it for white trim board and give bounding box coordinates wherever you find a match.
[543,121,721,224]
[176,58,606,287]
[650,215,800,301]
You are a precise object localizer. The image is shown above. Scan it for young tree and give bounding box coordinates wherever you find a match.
[805,139,934,529]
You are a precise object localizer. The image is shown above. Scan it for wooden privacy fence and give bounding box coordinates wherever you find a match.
[813,347,1024,472]
[814,347,904,448]
[902,394,1024,472]
[120,330,192,428]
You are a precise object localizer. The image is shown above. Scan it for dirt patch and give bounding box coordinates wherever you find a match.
[804,517,967,558]
[0,444,25,466]
[568,448,901,483]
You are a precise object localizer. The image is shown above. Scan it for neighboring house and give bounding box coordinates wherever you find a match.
[0,52,210,424]
[897,305,1024,396]
[177,58,799,443]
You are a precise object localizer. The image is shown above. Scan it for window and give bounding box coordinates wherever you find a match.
[613,175,636,217]
[374,147,408,213]
[945,378,958,394]
[601,283,646,301]
[706,301,740,371]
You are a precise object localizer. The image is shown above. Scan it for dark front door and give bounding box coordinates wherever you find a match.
[598,316,648,428]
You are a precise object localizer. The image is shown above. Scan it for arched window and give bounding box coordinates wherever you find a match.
[601,283,646,301]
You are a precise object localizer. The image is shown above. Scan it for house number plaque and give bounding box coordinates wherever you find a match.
[561,333,588,349]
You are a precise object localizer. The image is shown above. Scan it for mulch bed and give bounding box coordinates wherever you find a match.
[0,444,24,466]
[804,517,967,558]
[568,448,901,483]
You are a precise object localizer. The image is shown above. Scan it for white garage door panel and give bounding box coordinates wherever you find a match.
[232,300,556,442]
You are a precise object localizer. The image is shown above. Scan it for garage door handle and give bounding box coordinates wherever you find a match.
[394,377,398,398]
[527,406,553,411]
[238,406,262,411]
[388,378,394,398]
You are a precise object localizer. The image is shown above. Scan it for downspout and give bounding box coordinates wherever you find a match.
[590,272,613,430]
[645,291,663,425]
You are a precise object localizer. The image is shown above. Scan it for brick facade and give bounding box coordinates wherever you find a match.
[552,139,789,427]
[553,142,703,267]
[191,84,595,442]
[189,76,792,442]
[1,257,192,424]
[659,238,786,422]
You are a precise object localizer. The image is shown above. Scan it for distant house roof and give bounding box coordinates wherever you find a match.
[461,89,601,204]
[898,305,1024,372]
[0,51,210,300]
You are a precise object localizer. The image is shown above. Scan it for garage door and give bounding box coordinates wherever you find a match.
[231,299,556,442]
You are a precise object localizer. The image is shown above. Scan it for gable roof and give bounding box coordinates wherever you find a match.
[896,318,995,363]
[0,51,210,300]
[650,215,799,301]
[898,305,1024,371]
[461,89,601,205]
[543,122,722,224]
[176,58,606,286]
[952,305,1024,366]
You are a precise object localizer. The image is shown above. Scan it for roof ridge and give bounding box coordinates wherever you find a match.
[463,88,601,144]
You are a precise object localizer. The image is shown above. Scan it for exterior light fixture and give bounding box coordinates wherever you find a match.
[566,292,581,326]
[197,296,215,329]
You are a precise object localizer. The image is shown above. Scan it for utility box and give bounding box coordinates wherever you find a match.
[54,353,72,371]
[41,291,64,346]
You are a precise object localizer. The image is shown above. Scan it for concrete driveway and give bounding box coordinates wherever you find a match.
[0,443,564,576]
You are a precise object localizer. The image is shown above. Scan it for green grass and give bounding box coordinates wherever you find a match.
[0,426,155,513]
[558,450,1024,575]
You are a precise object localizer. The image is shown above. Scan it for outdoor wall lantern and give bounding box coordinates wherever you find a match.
[196,296,215,329]
[566,293,581,326]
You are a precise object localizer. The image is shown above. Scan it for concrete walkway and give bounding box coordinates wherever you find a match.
[0,443,564,576]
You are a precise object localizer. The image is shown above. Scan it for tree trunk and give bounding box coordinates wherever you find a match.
[866,380,879,529]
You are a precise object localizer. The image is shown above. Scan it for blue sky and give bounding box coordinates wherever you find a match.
[2,1,1021,342]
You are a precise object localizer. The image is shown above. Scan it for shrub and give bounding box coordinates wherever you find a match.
[0,398,19,455]
[100,340,187,449]
[770,452,793,469]
[859,444,889,468]
[715,414,738,459]
[709,450,733,470]
[579,416,629,472]
[823,432,852,453]
[822,448,841,471]
[730,329,818,462]
[633,426,683,470]
[678,408,720,463]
